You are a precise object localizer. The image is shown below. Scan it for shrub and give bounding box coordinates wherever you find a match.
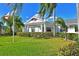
[66,33,78,41]
[17,32,78,41]
[56,32,65,38]
[16,32,31,37]
[58,43,79,56]
[17,32,53,39]
[56,32,78,41]
[0,32,12,36]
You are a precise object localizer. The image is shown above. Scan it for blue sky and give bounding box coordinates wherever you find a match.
[0,3,77,23]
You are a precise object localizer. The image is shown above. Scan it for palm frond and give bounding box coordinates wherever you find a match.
[47,3,57,18]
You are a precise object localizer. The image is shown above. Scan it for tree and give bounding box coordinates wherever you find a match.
[7,3,23,43]
[2,16,24,33]
[2,15,13,33]
[55,17,67,40]
[38,3,57,18]
[38,3,57,36]
[0,22,3,34]
[14,16,24,32]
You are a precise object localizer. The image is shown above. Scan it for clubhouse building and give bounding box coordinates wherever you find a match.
[24,14,78,33]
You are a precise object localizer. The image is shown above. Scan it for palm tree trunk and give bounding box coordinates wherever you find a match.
[0,27,2,34]
[12,15,15,43]
[76,3,79,39]
[64,28,67,40]
[10,26,12,33]
[53,9,56,37]
[76,4,79,31]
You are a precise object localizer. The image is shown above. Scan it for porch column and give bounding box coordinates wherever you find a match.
[41,24,43,32]
[44,19,46,32]
[26,25,29,32]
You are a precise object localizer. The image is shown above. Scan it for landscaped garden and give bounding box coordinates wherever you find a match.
[0,3,79,56]
[0,36,75,56]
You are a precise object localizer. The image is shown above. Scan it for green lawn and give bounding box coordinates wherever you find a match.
[0,36,73,56]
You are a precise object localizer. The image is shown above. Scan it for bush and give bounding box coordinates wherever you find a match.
[16,32,31,37]
[17,32,78,41]
[56,32,78,41]
[58,43,79,56]
[66,33,78,41]
[56,32,65,38]
[17,32,53,39]
[0,32,12,36]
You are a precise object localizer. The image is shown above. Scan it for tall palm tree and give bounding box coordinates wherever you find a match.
[55,17,67,40]
[38,3,57,36]
[7,3,23,43]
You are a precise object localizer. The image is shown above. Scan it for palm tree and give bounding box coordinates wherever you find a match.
[7,3,23,43]
[2,15,24,33]
[14,16,24,32]
[38,3,57,36]
[2,15,13,33]
[0,22,3,34]
[55,17,67,40]
[38,3,57,18]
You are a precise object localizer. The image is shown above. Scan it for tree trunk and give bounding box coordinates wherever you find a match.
[0,27,2,34]
[76,4,79,39]
[53,9,56,37]
[10,26,12,34]
[64,31,67,40]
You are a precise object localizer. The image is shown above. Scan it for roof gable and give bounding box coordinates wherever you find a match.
[25,14,44,24]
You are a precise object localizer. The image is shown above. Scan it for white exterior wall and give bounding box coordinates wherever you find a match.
[35,27,39,32]
[28,27,42,32]
[67,27,75,33]
[35,27,42,32]
[29,28,32,32]
[38,27,42,32]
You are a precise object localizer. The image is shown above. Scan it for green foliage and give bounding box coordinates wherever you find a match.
[58,43,79,56]
[66,33,78,41]
[0,32,12,36]
[55,17,67,31]
[56,32,78,41]
[17,32,78,41]
[39,3,57,18]
[8,3,23,15]
[56,32,65,38]
[17,32,53,39]
[0,22,4,34]
[2,16,24,33]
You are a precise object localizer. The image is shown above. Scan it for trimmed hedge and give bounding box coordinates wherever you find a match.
[56,32,78,41]
[0,33,12,36]
[16,32,79,41]
[17,32,53,39]
[0,32,17,36]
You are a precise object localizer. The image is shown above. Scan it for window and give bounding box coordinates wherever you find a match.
[46,27,51,32]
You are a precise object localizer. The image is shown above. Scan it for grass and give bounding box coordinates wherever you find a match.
[0,36,74,56]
